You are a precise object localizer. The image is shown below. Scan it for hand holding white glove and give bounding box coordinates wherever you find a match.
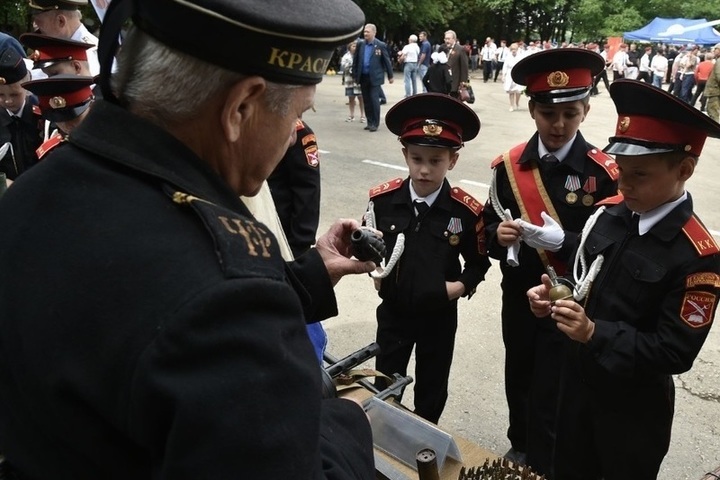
[503,209,520,267]
[517,211,565,252]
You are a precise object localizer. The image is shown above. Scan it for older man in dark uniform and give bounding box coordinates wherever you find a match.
[0,0,376,478]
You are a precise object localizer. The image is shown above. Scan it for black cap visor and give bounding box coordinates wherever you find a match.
[603,137,683,156]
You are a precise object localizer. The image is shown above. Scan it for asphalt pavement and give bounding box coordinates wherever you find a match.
[302,71,720,479]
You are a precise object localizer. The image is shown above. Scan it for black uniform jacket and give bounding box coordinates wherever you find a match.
[484,132,619,292]
[0,100,373,479]
[371,178,490,313]
[0,101,43,180]
[268,120,321,257]
[575,195,720,390]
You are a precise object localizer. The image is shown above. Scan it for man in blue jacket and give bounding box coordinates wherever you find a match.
[353,23,394,132]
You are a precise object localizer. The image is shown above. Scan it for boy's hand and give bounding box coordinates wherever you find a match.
[551,299,595,343]
[446,281,465,300]
[527,273,552,317]
[497,219,522,247]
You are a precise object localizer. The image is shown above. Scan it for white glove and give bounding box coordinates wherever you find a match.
[517,211,565,252]
[502,209,520,267]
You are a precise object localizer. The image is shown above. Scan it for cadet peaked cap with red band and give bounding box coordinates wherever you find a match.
[511,48,604,104]
[605,79,720,157]
[21,33,93,69]
[22,74,94,123]
[99,0,364,87]
[0,47,28,85]
[385,93,481,149]
[28,0,86,11]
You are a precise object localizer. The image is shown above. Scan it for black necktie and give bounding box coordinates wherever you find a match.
[414,200,430,217]
[628,212,640,235]
[542,153,559,163]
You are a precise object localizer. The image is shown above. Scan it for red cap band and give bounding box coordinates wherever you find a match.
[36,45,88,63]
[400,118,463,147]
[614,114,706,156]
[38,86,93,110]
[525,68,593,93]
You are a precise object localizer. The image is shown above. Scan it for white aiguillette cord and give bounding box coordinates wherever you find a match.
[363,201,404,279]
[489,170,520,267]
[572,206,606,301]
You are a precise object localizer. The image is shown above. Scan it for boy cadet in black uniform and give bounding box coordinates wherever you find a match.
[528,79,720,479]
[0,47,43,182]
[268,119,321,258]
[482,49,619,469]
[365,93,491,424]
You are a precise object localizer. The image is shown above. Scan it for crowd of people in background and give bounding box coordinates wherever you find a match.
[332,32,719,124]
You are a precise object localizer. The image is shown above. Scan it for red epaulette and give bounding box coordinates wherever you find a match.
[450,186,483,216]
[596,193,624,206]
[587,148,619,180]
[36,133,65,160]
[491,142,527,168]
[32,105,42,116]
[682,215,720,257]
[369,178,403,198]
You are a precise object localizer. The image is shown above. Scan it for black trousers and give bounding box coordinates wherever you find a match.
[552,356,674,480]
[375,301,458,424]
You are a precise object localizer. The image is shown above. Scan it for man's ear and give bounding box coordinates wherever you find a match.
[220,76,266,143]
[57,13,67,29]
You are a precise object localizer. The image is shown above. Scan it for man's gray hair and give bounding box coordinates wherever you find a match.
[112,27,298,127]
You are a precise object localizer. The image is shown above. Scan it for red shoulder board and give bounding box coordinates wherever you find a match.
[32,105,42,116]
[587,148,619,180]
[682,215,720,257]
[595,193,624,206]
[491,142,527,168]
[451,187,483,216]
[35,134,65,160]
[369,178,403,198]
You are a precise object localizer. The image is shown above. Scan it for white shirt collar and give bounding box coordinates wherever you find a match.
[409,182,442,207]
[538,133,577,163]
[634,191,687,236]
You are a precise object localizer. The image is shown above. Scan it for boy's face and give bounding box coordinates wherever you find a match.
[529,99,590,152]
[0,82,29,115]
[616,154,694,213]
[402,143,458,197]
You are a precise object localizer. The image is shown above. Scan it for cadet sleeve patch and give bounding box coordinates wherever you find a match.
[32,105,42,116]
[683,215,720,257]
[304,144,319,167]
[587,148,619,180]
[686,272,720,289]
[169,190,285,281]
[596,193,624,206]
[451,187,483,216]
[369,178,403,198]
[680,291,716,329]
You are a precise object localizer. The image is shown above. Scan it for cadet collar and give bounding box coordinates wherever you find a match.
[538,132,577,163]
[635,191,688,236]
[409,182,441,207]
